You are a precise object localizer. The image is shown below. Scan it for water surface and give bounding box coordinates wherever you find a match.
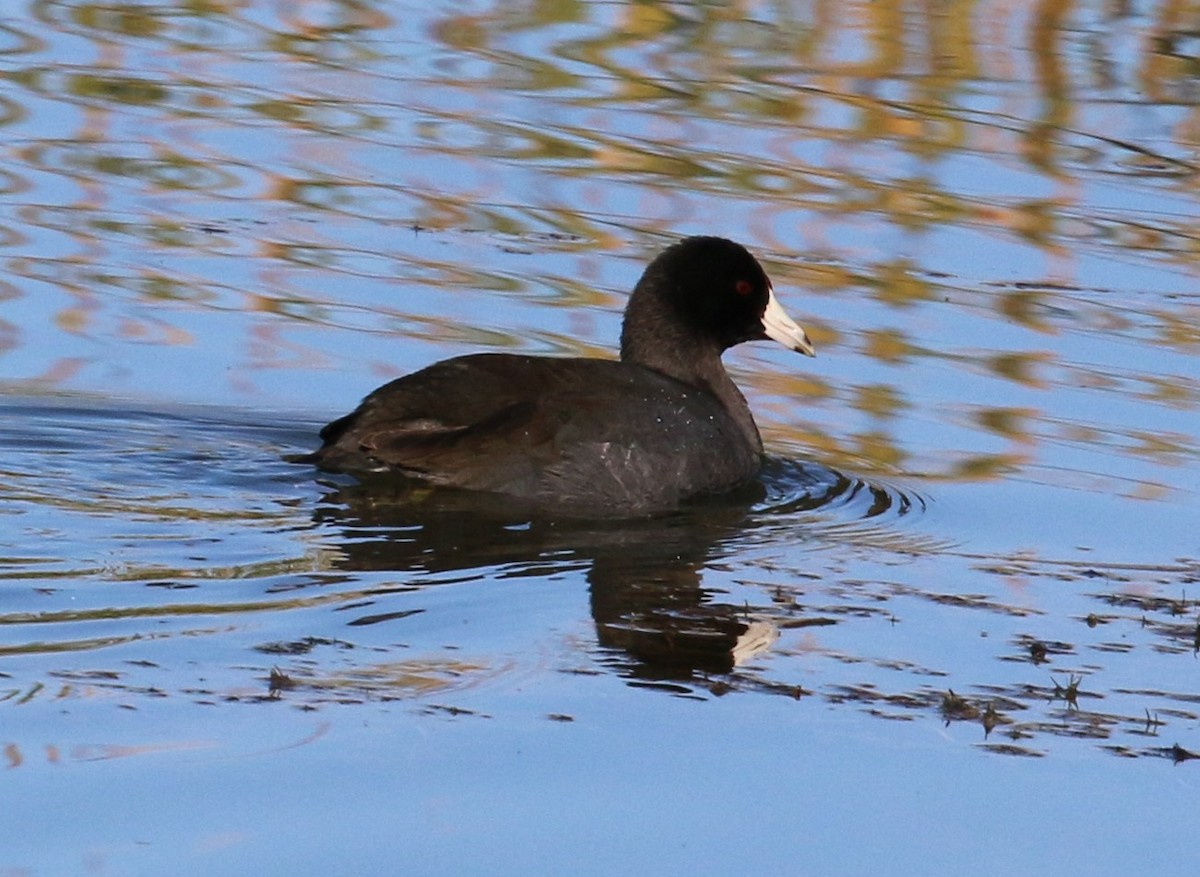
[2,1,1199,874]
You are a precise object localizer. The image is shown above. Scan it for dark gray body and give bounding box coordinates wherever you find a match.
[310,352,762,513]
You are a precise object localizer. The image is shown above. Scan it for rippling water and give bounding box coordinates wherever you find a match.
[2,0,1199,874]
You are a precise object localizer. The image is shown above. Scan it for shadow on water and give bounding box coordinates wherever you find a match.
[312,454,928,684]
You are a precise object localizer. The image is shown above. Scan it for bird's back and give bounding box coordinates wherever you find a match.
[310,353,762,513]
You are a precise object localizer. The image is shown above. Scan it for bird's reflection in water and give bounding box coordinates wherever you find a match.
[311,462,908,683]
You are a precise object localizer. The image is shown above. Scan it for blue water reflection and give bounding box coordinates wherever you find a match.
[1,0,1199,874]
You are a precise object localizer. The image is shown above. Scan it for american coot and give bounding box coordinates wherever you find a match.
[307,236,815,513]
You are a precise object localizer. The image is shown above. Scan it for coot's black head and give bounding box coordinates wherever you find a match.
[620,236,814,370]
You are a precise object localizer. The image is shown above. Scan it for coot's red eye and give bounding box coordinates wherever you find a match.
[735,279,753,296]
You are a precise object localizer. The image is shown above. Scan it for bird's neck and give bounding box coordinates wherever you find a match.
[620,308,763,455]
